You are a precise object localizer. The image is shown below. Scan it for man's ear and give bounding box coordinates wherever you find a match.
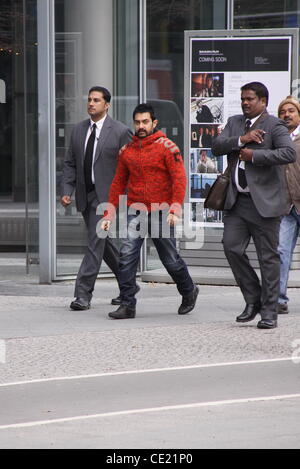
[153,119,158,129]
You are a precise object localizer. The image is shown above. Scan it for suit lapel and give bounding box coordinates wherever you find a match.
[80,119,90,164]
[238,115,245,134]
[94,114,113,163]
[249,111,269,130]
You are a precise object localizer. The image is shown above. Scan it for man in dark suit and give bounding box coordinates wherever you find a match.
[196,101,213,123]
[212,82,296,329]
[61,86,132,310]
[202,127,213,148]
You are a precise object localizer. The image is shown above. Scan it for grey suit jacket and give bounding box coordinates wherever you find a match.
[212,113,296,217]
[61,114,132,212]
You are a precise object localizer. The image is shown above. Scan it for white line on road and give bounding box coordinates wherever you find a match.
[0,393,300,430]
[0,357,295,388]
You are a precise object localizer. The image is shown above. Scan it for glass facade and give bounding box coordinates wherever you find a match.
[145,0,226,270]
[234,0,300,29]
[0,0,38,274]
[147,0,227,153]
[54,0,139,277]
[1,0,300,281]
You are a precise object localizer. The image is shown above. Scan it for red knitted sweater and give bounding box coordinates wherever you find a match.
[105,130,187,219]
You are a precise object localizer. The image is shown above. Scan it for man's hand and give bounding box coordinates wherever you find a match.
[240,129,266,145]
[101,220,111,231]
[61,195,72,207]
[167,213,179,226]
[239,148,253,162]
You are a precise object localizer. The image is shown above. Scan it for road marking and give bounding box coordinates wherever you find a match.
[0,357,295,388]
[0,393,300,430]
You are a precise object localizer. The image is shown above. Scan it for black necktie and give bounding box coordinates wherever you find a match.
[84,123,97,192]
[244,119,251,133]
[238,119,251,189]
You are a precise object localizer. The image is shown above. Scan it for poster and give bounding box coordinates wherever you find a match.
[188,36,292,226]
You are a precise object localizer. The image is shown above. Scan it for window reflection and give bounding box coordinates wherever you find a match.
[145,0,226,271]
[234,0,300,28]
[55,0,139,277]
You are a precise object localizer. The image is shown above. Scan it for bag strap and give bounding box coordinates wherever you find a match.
[223,152,237,176]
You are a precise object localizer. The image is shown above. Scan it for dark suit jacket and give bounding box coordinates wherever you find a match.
[202,132,212,148]
[196,106,213,123]
[61,114,132,212]
[212,113,296,217]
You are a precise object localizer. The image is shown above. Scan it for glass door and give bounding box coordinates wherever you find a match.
[54,0,139,278]
[0,0,38,280]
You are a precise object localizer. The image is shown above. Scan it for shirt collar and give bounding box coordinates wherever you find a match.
[291,125,300,140]
[90,114,107,129]
[247,113,263,126]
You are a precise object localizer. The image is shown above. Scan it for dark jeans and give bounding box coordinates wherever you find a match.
[119,211,194,307]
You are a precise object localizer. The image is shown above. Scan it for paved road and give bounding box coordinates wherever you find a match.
[0,280,300,449]
[0,359,299,448]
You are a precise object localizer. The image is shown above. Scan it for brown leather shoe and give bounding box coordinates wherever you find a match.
[277,303,289,314]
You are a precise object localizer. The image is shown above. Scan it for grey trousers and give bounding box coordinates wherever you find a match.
[74,191,120,301]
[222,194,281,320]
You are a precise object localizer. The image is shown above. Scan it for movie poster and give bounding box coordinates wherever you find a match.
[188,36,292,226]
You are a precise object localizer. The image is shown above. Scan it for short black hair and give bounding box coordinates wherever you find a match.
[241,82,269,106]
[133,103,156,121]
[88,86,111,103]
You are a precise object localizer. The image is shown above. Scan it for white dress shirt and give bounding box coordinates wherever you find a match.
[84,115,107,184]
[235,114,263,192]
[291,124,300,141]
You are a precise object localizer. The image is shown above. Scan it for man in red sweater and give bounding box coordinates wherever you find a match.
[101,103,198,319]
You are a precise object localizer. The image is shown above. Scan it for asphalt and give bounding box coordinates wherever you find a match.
[0,267,300,449]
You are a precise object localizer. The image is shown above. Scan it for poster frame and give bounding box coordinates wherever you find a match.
[184,28,299,230]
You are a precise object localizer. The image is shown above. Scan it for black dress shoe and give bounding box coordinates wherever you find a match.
[277,303,289,314]
[108,305,136,319]
[70,297,91,311]
[257,319,278,329]
[111,285,140,305]
[236,302,261,323]
[178,285,199,315]
[111,295,122,306]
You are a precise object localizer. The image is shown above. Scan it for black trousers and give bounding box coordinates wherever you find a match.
[222,194,281,319]
[74,190,120,301]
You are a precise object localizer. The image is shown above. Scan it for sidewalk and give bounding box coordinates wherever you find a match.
[0,271,300,385]
[142,265,300,287]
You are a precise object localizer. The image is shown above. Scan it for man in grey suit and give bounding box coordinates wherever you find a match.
[212,82,296,329]
[61,86,132,310]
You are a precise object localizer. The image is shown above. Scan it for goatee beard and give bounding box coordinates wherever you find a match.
[136,131,149,138]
